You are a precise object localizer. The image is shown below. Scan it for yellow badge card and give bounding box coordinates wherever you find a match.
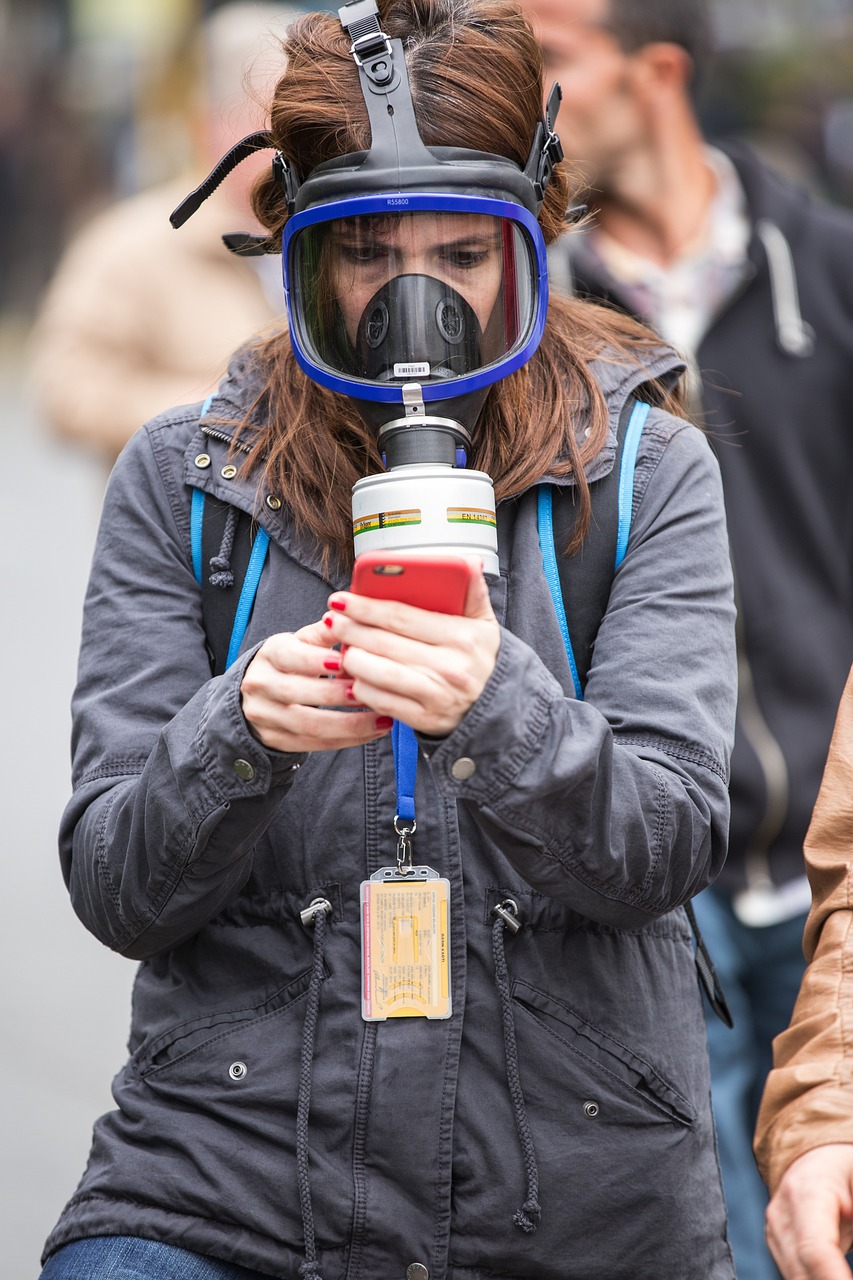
[360,872,452,1021]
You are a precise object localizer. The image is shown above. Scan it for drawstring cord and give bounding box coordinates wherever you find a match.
[294,893,542,1263]
[491,901,542,1233]
[296,898,332,1280]
[755,219,815,358]
[209,505,238,588]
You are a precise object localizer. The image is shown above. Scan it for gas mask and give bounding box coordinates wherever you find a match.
[171,0,565,573]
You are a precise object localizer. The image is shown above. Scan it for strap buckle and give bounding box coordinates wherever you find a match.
[339,0,396,86]
[272,152,300,217]
[350,27,393,67]
[524,82,565,206]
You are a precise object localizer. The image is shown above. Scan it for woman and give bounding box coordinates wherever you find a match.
[40,1,737,1276]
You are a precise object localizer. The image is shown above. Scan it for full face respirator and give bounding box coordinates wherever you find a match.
[171,0,565,575]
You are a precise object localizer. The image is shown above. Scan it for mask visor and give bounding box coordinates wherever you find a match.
[284,195,547,402]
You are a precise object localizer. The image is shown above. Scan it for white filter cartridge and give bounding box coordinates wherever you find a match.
[352,465,499,575]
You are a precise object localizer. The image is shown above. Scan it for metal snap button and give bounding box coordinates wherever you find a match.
[450,756,476,781]
[194,453,211,469]
[406,1266,429,1280]
[233,758,255,781]
[220,464,237,480]
[583,1100,600,1118]
[265,494,282,511]
[228,1061,247,1081]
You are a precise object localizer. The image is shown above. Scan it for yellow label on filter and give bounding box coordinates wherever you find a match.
[446,506,497,528]
[360,878,451,1020]
[353,509,422,537]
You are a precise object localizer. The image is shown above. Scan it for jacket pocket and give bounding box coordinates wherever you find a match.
[512,978,694,1126]
[134,962,325,1076]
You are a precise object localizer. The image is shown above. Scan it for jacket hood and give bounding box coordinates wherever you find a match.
[717,141,816,357]
[206,339,270,431]
[577,344,685,484]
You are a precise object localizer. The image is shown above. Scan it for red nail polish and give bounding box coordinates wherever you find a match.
[345,686,357,700]
[323,616,334,628]
[376,716,393,730]
[323,658,341,671]
[329,599,346,612]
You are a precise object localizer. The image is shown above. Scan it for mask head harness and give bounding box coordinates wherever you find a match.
[171,0,568,442]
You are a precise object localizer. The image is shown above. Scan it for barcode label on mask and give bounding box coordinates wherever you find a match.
[394,362,431,377]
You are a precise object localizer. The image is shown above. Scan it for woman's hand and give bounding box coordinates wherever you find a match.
[766,1145,853,1280]
[240,618,394,753]
[323,564,500,737]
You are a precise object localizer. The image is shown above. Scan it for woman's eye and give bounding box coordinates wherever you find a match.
[340,243,384,264]
[444,247,490,269]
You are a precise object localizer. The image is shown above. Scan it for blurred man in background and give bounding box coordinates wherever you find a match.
[29,2,296,462]
[518,0,853,1276]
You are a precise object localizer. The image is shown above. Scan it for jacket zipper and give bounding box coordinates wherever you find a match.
[201,424,253,452]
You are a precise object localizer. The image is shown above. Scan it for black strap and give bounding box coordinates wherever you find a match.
[170,131,274,230]
[200,499,256,676]
[685,901,735,1027]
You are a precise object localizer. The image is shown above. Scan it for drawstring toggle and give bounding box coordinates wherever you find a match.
[493,898,521,933]
[300,897,333,928]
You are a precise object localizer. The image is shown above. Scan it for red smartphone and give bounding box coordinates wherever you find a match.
[349,551,474,614]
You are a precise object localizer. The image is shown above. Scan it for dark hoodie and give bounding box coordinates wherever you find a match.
[558,142,853,899]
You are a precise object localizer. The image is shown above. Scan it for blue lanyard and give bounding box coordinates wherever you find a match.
[391,719,418,871]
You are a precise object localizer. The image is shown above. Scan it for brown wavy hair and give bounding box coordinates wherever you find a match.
[236,0,686,572]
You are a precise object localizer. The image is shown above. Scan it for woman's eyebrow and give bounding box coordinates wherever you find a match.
[438,232,502,249]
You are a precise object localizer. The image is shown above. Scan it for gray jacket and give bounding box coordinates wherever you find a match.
[45,345,737,1279]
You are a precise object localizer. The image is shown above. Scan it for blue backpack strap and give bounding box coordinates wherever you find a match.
[615,400,650,568]
[191,489,206,586]
[191,393,270,674]
[537,485,583,699]
[539,397,648,698]
[225,526,271,669]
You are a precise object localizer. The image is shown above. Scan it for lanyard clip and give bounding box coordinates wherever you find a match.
[394,815,417,876]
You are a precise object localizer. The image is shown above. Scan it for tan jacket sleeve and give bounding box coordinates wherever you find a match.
[754,664,853,1193]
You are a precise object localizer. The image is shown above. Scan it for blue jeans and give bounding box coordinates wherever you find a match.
[692,886,808,1280]
[40,1237,272,1280]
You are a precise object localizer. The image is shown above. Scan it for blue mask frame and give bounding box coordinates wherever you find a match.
[283,191,549,404]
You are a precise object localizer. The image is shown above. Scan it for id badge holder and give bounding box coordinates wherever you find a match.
[360,865,452,1022]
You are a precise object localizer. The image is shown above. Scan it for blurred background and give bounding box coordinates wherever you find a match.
[2,0,853,1275]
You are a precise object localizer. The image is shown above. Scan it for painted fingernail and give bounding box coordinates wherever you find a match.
[345,686,357,700]
[323,658,341,671]
[323,616,334,629]
[329,599,346,612]
[376,716,393,730]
